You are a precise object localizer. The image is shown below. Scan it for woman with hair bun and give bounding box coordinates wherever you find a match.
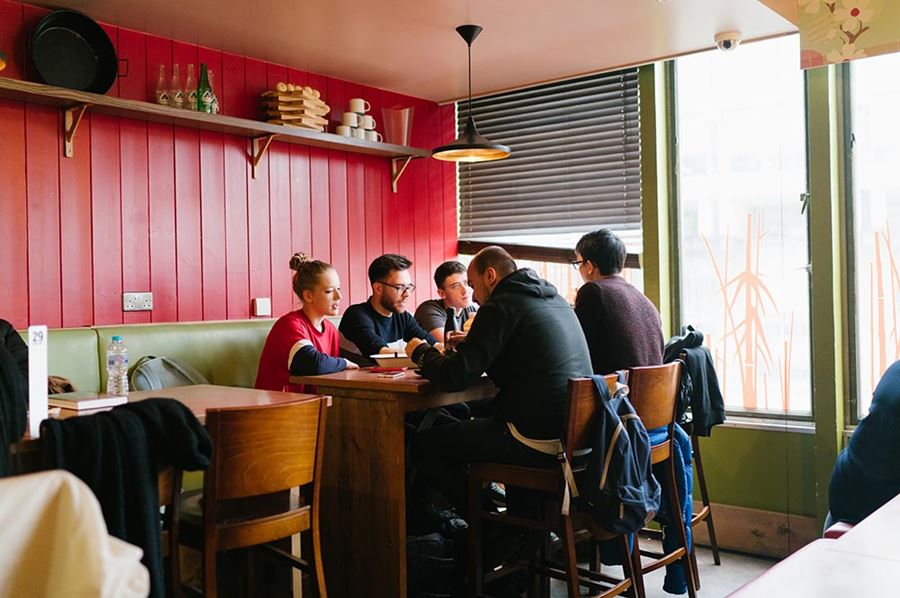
[255,252,358,392]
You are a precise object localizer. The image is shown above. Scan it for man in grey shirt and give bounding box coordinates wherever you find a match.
[414,261,477,343]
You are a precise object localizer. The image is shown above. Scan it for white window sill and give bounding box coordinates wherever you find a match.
[716,416,816,434]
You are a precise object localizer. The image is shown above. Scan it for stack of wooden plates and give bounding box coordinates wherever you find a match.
[261,83,330,131]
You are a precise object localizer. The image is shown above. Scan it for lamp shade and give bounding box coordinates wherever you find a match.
[432,115,510,162]
[432,24,511,163]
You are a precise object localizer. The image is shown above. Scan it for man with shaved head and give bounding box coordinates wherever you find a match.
[406,246,592,519]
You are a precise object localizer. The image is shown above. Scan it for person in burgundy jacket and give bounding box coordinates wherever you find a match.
[573,229,664,375]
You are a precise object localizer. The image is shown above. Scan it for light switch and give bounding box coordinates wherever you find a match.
[252,297,272,317]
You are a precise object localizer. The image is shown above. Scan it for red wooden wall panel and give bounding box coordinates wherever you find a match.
[222,52,250,319]
[90,114,123,325]
[120,118,152,324]
[0,101,29,325]
[244,58,271,306]
[58,102,93,327]
[0,0,455,330]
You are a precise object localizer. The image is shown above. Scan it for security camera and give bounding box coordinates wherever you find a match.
[714,31,741,52]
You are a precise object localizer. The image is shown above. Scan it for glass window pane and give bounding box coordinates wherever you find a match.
[675,36,811,415]
[850,53,900,417]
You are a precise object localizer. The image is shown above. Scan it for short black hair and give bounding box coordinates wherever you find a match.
[575,229,626,275]
[433,261,466,289]
[470,246,517,277]
[368,253,412,284]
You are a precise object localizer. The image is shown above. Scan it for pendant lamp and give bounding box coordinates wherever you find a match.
[432,25,511,163]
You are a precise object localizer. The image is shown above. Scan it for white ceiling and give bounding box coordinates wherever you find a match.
[38,0,797,103]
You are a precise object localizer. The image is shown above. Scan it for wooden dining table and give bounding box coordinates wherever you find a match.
[290,369,497,598]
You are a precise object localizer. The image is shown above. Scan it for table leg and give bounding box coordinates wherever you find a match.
[320,392,407,597]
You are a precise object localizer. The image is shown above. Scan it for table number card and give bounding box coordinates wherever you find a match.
[28,325,48,438]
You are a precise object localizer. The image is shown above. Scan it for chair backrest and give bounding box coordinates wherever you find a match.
[564,374,619,453]
[627,362,681,430]
[205,396,329,501]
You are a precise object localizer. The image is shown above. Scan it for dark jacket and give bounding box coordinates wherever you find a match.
[414,269,593,439]
[41,398,212,598]
[829,359,900,524]
[0,319,27,477]
[664,326,725,436]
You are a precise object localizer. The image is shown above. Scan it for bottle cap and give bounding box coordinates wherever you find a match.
[112,335,122,342]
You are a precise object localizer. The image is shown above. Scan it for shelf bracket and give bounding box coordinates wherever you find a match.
[63,104,90,158]
[391,156,413,193]
[251,134,277,179]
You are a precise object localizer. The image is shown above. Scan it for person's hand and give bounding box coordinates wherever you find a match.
[445,331,467,351]
[405,337,426,357]
[379,346,398,355]
[344,359,360,370]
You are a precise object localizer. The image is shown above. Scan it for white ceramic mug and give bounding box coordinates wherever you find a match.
[336,125,353,137]
[365,130,383,142]
[348,98,371,114]
[352,127,366,139]
[342,112,361,127]
[360,114,376,130]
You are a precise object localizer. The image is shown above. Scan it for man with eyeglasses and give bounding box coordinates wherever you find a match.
[414,261,478,344]
[573,229,663,375]
[339,253,442,364]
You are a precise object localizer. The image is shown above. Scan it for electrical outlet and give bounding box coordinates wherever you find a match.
[123,292,153,312]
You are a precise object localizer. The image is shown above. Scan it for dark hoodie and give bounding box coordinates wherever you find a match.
[414,268,593,439]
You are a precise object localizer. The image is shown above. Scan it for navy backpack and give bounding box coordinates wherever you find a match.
[563,375,660,535]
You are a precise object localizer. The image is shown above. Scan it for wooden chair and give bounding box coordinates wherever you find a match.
[628,362,697,598]
[177,396,331,597]
[467,375,641,598]
[158,465,183,598]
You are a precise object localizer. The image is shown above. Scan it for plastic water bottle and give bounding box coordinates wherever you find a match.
[106,335,129,396]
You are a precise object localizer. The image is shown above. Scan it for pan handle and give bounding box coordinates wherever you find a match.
[117,58,129,78]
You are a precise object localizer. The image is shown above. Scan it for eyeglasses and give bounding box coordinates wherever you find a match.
[378,281,416,294]
[571,259,586,270]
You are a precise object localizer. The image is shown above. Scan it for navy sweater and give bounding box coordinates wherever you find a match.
[339,299,438,357]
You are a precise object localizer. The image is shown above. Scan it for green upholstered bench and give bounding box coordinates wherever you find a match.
[21,315,343,393]
[18,327,102,393]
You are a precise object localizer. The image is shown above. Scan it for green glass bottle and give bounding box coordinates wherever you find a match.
[197,63,213,114]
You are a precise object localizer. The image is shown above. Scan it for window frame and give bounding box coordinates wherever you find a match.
[670,39,815,422]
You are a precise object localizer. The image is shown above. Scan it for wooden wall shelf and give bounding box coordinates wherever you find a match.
[0,76,430,189]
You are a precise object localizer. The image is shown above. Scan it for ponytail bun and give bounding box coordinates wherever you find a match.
[289,252,310,271]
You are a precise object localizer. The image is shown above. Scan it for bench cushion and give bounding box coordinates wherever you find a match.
[19,328,101,393]
[96,320,276,389]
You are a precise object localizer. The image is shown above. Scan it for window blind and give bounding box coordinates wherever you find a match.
[457,69,641,244]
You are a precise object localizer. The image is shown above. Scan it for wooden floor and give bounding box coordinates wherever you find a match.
[549,543,776,598]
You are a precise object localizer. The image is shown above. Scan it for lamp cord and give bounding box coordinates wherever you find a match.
[467,41,473,117]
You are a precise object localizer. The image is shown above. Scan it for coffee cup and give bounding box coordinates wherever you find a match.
[342,112,361,127]
[336,125,353,137]
[365,130,383,143]
[348,98,371,114]
[360,114,376,130]
[352,127,366,139]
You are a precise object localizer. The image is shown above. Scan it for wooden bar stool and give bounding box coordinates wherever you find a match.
[628,362,697,598]
[177,396,331,597]
[467,376,642,598]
